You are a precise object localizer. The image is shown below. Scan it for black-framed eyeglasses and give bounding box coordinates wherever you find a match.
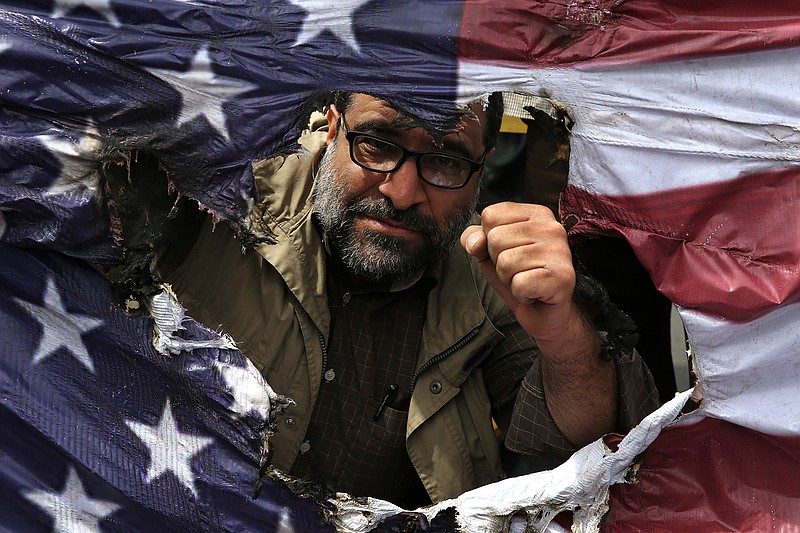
[338,113,487,190]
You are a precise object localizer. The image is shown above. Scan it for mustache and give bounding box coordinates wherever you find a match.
[347,196,438,236]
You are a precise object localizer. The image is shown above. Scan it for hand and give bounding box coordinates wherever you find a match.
[462,202,617,446]
[460,202,577,346]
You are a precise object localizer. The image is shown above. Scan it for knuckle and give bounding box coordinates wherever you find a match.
[481,205,500,227]
[509,272,536,304]
[494,249,515,282]
[485,226,505,258]
[508,273,525,299]
[538,217,564,236]
[485,224,503,244]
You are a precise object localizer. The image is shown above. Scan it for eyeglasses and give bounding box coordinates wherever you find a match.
[338,113,487,190]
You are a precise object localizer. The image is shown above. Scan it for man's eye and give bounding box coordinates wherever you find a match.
[432,155,458,168]
[359,137,394,153]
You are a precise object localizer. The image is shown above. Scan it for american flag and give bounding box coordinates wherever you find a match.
[3,1,800,531]
[0,242,340,531]
[0,0,467,245]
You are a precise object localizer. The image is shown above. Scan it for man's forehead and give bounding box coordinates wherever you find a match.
[347,93,486,146]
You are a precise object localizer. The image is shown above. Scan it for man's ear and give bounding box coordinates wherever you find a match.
[326,105,340,144]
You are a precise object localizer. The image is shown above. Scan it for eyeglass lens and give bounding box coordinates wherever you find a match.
[351,136,472,187]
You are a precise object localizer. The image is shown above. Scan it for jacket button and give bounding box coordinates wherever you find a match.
[429,381,442,394]
[284,417,296,427]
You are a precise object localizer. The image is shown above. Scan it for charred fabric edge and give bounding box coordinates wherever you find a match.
[100,150,275,314]
[571,252,639,360]
[101,88,487,316]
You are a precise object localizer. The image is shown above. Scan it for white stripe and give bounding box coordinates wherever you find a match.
[460,45,800,195]
[460,49,800,436]
[680,303,800,436]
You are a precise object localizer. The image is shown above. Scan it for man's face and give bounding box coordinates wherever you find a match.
[314,93,489,286]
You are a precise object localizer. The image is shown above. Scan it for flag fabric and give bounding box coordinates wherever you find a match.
[455,2,800,531]
[0,0,466,249]
[3,1,800,532]
[0,2,473,531]
[0,242,331,532]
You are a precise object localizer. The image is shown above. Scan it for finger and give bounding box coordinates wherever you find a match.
[472,249,520,311]
[461,225,522,310]
[480,202,556,233]
[485,222,546,266]
[506,265,575,306]
[490,225,571,277]
[492,243,549,287]
[460,225,489,261]
[483,218,567,267]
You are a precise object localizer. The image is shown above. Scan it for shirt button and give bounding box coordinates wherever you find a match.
[284,417,296,427]
[342,292,352,305]
[429,381,442,394]
[299,441,311,454]
[324,369,336,382]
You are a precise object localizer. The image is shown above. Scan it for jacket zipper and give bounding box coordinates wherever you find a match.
[318,330,328,377]
[408,326,480,395]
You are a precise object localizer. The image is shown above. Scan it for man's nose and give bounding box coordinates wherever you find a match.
[377,156,426,211]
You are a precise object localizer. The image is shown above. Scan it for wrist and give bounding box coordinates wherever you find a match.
[535,305,603,367]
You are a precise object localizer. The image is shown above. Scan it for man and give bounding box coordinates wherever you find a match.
[160,92,658,508]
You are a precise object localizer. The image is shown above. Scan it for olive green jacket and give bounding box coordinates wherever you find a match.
[167,119,533,502]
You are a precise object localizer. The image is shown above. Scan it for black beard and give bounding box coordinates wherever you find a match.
[314,141,478,286]
[325,197,444,285]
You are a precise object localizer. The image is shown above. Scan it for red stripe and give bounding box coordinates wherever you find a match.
[459,1,800,67]
[561,166,800,323]
[602,417,800,532]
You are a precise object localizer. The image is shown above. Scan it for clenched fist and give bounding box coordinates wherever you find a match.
[460,202,577,345]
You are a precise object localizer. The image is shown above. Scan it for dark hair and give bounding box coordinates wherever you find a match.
[306,90,504,149]
[330,90,355,115]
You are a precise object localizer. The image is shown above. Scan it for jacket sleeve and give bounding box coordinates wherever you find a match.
[483,308,660,460]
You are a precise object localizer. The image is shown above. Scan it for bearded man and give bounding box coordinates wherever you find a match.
[159,92,658,509]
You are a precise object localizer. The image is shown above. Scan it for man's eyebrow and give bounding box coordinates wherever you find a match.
[351,119,398,137]
[439,138,478,160]
[351,119,478,160]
